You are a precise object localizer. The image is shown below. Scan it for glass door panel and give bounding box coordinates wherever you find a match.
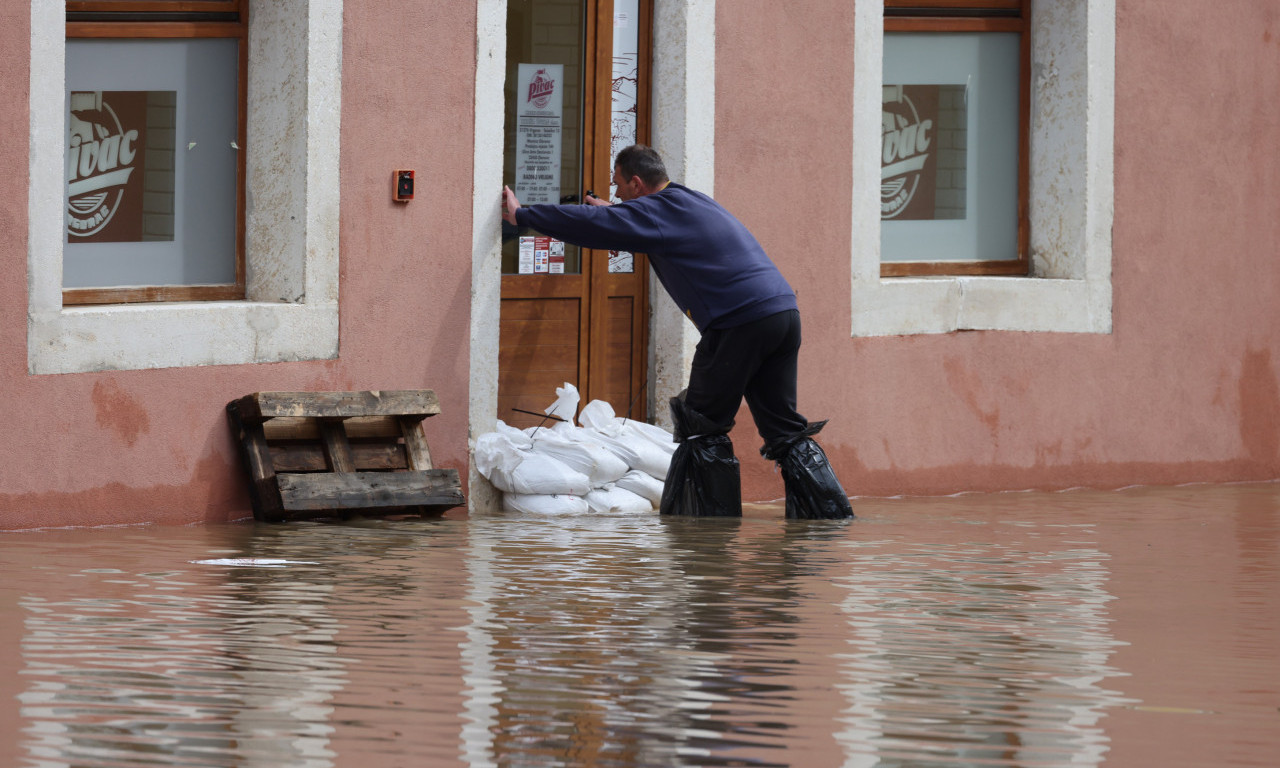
[502,0,586,275]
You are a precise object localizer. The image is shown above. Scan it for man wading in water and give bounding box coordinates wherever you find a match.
[502,145,852,519]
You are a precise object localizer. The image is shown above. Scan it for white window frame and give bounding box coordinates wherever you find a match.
[852,0,1115,336]
[28,0,343,374]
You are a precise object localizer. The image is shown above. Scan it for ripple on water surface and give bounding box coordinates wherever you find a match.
[2,483,1278,767]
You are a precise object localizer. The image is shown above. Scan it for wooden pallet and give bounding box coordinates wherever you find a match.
[227,390,465,522]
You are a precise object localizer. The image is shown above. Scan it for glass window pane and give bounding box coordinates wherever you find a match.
[881,32,1019,264]
[65,38,239,288]
[502,0,585,275]
[607,0,640,274]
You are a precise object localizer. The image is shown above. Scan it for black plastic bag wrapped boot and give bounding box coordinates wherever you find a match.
[761,421,854,520]
[659,396,742,517]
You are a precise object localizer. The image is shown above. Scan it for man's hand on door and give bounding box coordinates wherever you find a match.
[502,186,521,225]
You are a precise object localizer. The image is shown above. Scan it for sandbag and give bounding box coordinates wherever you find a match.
[623,420,677,455]
[615,469,664,506]
[589,430,671,481]
[474,433,591,495]
[493,419,534,449]
[544,382,580,423]
[502,493,590,515]
[529,423,629,486]
[584,485,653,514]
[577,399,618,433]
[474,432,523,483]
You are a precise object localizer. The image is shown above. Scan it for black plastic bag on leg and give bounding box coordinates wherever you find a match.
[762,421,854,520]
[660,396,742,517]
[660,435,742,517]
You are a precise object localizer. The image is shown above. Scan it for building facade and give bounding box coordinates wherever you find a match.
[2,0,1278,528]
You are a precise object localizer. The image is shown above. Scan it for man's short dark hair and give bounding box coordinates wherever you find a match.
[614,145,669,188]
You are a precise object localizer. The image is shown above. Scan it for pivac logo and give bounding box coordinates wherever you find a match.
[67,91,139,238]
[527,68,555,109]
[881,86,934,219]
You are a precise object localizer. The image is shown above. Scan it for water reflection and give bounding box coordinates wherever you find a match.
[458,517,856,767]
[19,539,348,766]
[835,526,1130,766]
[4,483,1277,767]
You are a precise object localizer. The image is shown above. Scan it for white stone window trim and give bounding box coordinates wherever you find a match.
[851,0,1115,336]
[27,0,343,375]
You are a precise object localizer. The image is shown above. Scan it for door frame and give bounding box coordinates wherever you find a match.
[469,0,716,510]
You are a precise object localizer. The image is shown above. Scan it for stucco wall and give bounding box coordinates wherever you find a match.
[717,0,1280,500]
[0,3,478,528]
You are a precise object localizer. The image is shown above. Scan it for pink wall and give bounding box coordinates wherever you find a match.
[718,0,1280,501]
[4,1,1279,526]
[0,4,478,528]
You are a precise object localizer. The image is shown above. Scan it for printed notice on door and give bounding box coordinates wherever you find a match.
[515,64,564,206]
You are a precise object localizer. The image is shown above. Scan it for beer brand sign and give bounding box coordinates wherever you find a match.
[67,90,173,242]
[515,64,564,206]
[527,68,556,109]
[882,85,942,221]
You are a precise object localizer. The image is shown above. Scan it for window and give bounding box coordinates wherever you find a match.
[851,0,1114,337]
[64,1,247,305]
[29,0,343,374]
[881,0,1029,277]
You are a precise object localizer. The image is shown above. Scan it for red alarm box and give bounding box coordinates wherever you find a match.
[393,170,414,202]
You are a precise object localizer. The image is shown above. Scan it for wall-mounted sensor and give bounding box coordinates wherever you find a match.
[394,170,414,202]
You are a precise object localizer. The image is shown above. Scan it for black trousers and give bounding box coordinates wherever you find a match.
[683,309,808,445]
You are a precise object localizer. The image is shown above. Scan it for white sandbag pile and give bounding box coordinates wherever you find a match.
[473,383,676,515]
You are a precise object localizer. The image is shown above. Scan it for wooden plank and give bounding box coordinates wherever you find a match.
[270,443,407,473]
[236,390,441,421]
[277,470,464,511]
[225,401,285,521]
[67,21,246,38]
[318,419,356,473]
[498,342,579,371]
[500,275,588,299]
[499,297,581,322]
[882,259,1028,277]
[884,16,1024,32]
[398,417,434,470]
[262,415,402,441]
[68,1,243,12]
[64,284,242,307]
[499,368,582,396]
[885,0,1022,11]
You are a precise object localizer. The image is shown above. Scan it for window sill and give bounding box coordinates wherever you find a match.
[851,275,1111,337]
[28,300,338,374]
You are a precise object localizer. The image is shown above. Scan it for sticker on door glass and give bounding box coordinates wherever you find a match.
[67,90,176,242]
[881,84,967,221]
[518,236,535,274]
[549,239,565,274]
[608,251,634,273]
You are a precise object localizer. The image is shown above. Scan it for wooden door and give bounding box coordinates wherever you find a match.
[499,0,651,428]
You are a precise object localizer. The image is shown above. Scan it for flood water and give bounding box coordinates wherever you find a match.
[1,482,1278,768]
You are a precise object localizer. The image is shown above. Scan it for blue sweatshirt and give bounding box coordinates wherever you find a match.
[515,183,797,330]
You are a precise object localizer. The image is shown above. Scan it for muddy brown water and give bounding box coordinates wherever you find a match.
[1,482,1278,767]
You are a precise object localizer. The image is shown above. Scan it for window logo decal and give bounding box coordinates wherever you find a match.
[66,90,174,242]
[881,85,934,219]
[882,84,968,222]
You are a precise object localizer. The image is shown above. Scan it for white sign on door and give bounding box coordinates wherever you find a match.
[515,63,564,206]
